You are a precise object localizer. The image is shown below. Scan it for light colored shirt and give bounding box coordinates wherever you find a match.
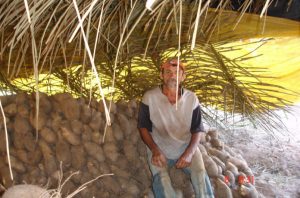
[140,86,203,159]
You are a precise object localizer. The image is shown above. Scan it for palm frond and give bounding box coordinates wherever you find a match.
[0,0,298,133]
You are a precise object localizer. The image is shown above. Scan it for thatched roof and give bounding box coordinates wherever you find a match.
[0,0,299,132]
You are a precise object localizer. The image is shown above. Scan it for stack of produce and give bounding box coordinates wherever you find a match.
[0,93,259,198]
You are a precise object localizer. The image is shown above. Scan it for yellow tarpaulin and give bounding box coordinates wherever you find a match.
[221,12,300,103]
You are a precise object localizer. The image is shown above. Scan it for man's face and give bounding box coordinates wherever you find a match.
[160,66,185,89]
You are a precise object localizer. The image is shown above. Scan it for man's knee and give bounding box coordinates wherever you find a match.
[152,170,178,198]
[190,149,206,172]
[191,160,206,173]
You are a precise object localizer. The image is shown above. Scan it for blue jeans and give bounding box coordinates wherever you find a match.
[147,148,214,198]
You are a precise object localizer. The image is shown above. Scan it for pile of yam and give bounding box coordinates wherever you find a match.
[198,129,260,198]
[0,93,259,197]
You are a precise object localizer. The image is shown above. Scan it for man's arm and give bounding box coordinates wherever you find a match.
[175,132,201,168]
[139,128,167,167]
[138,102,166,168]
[175,103,204,168]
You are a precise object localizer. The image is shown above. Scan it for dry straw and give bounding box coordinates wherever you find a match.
[0,100,13,181]
[72,0,111,126]
[0,0,297,134]
[47,162,113,198]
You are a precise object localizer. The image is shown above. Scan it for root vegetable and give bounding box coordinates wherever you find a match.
[61,180,76,197]
[224,145,236,157]
[17,104,30,118]
[84,142,105,162]
[123,140,137,161]
[110,165,130,178]
[87,158,100,175]
[91,132,102,144]
[232,189,242,198]
[208,148,230,162]
[240,183,258,198]
[137,140,147,156]
[27,149,42,165]
[224,170,235,187]
[210,138,224,150]
[218,174,225,182]
[238,172,246,181]
[198,144,207,155]
[16,149,28,164]
[58,94,80,120]
[200,133,206,144]
[39,140,53,156]
[100,176,121,194]
[2,184,50,198]
[13,133,25,149]
[0,132,6,152]
[14,116,31,134]
[243,167,254,177]
[211,156,226,172]
[103,142,119,162]
[228,156,248,171]
[44,153,57,176]
[4,103,17,115]
[202,154,219,178]
[117,113,132,135]
[8,156,26,173]
[205,134,211,142]
[104,126,115,142]
[70,120,83,135]
[29,110,47,130]
[213,178,233,198]
[61,126,81,145]
[226,162,239,177]
[112,124,124,141]
[23,133,36,152]
[99,100,116,114]
[240,168,255,185]
[98,162,111,174]
[56,140,71,167]
[40,127,57,144]
[89,111,103,131]
[130,129,139,145]
[203,142,212,152]
[80,171,92,184]
[207,129,218,139]
[80,182,98,197]
[127,180,140,196]
[170,167,188,187]
[81,105,92,124]
[199,133,207,143]
[82,125,92,141]
[117,155,129,170]
[0,167,14,187]
[38,93,52,114]
[218,165,223,175]
[70,170,82,184]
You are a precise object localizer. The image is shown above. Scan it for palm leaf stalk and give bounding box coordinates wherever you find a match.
[0,0,297,133]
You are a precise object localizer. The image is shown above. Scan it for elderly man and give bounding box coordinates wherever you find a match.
[138,58,214,198]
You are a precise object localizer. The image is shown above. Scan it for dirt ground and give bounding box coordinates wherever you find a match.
[221,127,300,198]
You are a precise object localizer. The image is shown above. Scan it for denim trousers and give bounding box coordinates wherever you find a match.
[147,148,214,198]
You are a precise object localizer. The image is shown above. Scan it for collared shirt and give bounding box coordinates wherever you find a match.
[138,86,204,159]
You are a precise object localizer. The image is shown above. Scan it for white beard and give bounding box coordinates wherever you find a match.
[165,78,179,89]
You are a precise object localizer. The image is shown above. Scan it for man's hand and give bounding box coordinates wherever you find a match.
[176,133,201,168]
[176,151,193,168]
[151,148,167,167]
[138,128,167,167]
